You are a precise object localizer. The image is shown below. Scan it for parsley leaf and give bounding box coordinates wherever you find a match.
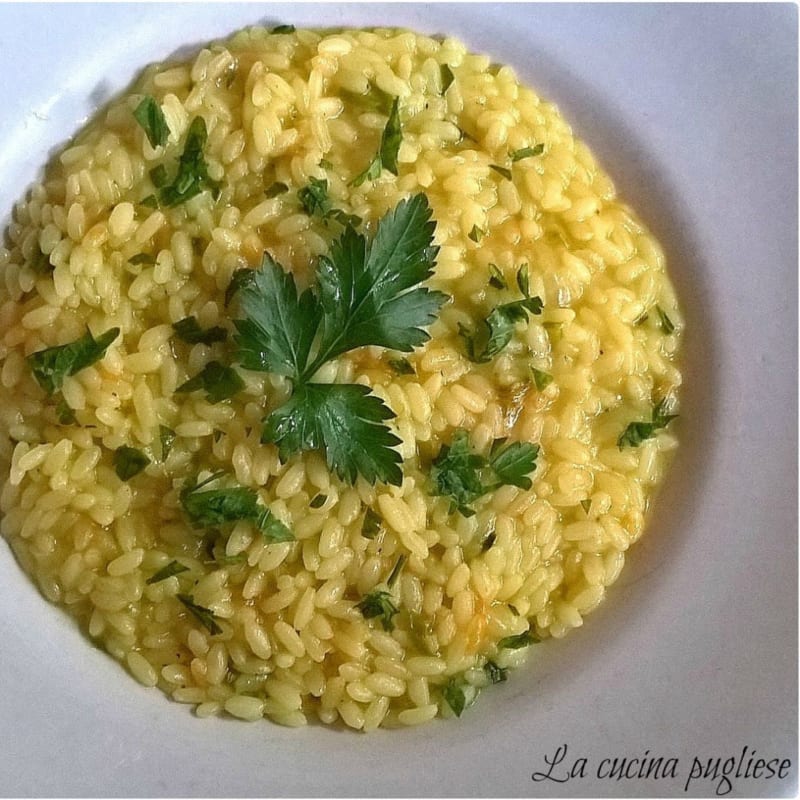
[298,176,332,217]
[387,357,415,375]
[128,253,155,266]
[176,361,244,404]
[460,266,543,363]
[234,194,444,485]
[263,383,402,485]
[172,316,228,345]
[618,398,678,448]
[159,116,219,207]
[442,676,479,717]
[176,593,222,635]
[431,430,539,516]
[270,24,295,33]
[531,367,553,391]
[484,660,508,684]
[56,397,76,425]
[146,559,189,584]
[488,264,507,290]
[159,425,176,460]
[468,225,484,243]
[225,268,257,307]
[498,630,539,649]
[133,95,170,149]
[441,64,456,93]
[265,181,289,198]
[510,143,544,161]
[28,327,119,395]
[357,589,399,631]
[351,97,402,185]
[149,164,169,188]
[310,494,327,509]
[362,507,382,539]
[580,498,592,514]
[655,304,675,334]
[490,164,512,180]
[113,446,151,481]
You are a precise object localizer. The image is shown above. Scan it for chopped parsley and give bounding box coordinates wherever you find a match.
[460,266,543,362]
[56,397,76,425]
[225,268,257,307]
[442,676,479,717]
[309,494,327,509]
[357,589,399,631]
[580,498,592,514]
[386,554,406,588]
[440,64,456,93]
[484,660,508,684]
[113,446,151,481]
[176,593,222,635]
[490,164,512,181]
[618,398,678,448]
[159,425,176,460]
[149,164,169,188]
[28,327,119,395]
[138,194,159,209]
[298,176,361,227]
[128,253,155,266]
[488,264,507,290]
[431,429,539,516]
[498,630,539,649]
[531,367,553,391]
[29,244,52,274]
[361,507,382,539]
[510,143,544,161]
[172,316,228,345]
[176,361,244,404]
[265,181,289,198]
[351,97,402,186]
[468,225,485,243]
[133,95,170,149]
[159,117,219,207]
[234,194,446,485]
[655,304,676,334]
[270,24,295,33]
[387,357,415,375]
[146,559,189,585]
[180,473,294,543]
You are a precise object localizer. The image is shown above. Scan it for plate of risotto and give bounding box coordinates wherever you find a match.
[0,4,795,797]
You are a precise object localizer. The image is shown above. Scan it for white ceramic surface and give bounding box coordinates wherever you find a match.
[0,4,796,797]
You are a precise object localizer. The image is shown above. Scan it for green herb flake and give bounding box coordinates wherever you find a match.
[484,660,508,684]
[28,327,120,395]
[618,398,678,448]
[159,425,176,460]
[176,361,245,404]
[488,264,507,290]
[309,494,327,509]
[387,357,415,375]
[298,176,331,217]
[510,143,544,161]
[159,116,219,207]
[265,181,289,198]
[431,430,539,516]
[361,507,382,539]
[468,225,485,243]
[490,164,512,181]
[56,397,76,425]
[440,64,456,93]
[442,676,479,718]
[655,304,676,334]
[270,24,296,33]
[138,194,159,209]
[172,316,228,346]
[224,268,257,307]
[180,474,259,529]
[386,554,406,588]
[128,253,155,266]
[29,244,52,274]
[319,158,334,171]
[498,630,539,650]
[113,446,151,481]
[357,589,399,631]
[146,559,189,585]
[531,367,553,391]
[133,95,170,149]
[481,531,497,552]
[235,194,446,485]
[351,97,402,185]
[256,508,295,543]
[580,498,592,514]
[176,593,222,635]
[149,164,169,188]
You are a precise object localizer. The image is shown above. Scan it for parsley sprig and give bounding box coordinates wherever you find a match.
[618,398,678,448]
[232,193,447,485]
[430,430,540,516]
[351,97,402,186]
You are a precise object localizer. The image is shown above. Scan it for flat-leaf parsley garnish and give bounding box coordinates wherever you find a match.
[233,193,447,485]
[176,593,222,635]
[430,429,539,516]
[618,398,678,448]
[27,327,120,395]
[159,117,219,207]
[176,360,244,404]
[113,446,151,481]
[172,316,228,345]
[352,97,402,186]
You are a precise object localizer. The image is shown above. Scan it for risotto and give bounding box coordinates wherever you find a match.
[0,26,682,729]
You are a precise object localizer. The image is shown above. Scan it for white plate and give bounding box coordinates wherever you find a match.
[0,4,796,797]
